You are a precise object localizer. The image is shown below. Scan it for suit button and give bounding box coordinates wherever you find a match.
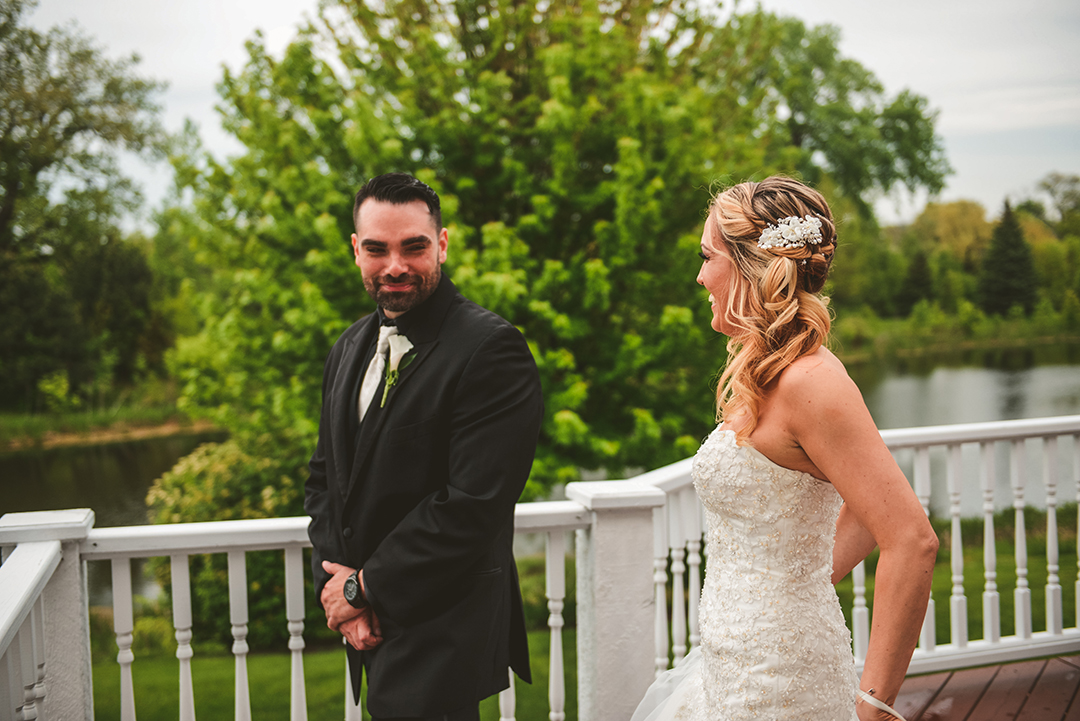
[343,527,353,539]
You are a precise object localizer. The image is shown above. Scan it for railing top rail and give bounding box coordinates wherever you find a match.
[79,501,594,560]
[629,415,1080,496]
[514,500,590,532]
[879,414,1080,448]
[0,540,61,656]
[82,516,312,560]
[630,457,695,493]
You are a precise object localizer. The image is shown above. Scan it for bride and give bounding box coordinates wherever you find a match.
[634,177,938,721]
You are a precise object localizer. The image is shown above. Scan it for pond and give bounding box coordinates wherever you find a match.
[850,344,1080,517]
[0,430,226,604]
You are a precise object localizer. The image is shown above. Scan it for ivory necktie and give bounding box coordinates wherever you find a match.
[358,325,398,423]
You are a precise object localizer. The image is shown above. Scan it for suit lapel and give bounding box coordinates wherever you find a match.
[343,274,460,507]
[331,318,378,506]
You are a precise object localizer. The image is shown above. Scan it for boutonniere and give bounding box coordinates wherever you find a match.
[381,334,415,407]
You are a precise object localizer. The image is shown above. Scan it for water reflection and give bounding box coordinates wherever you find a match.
[0,431,226,606]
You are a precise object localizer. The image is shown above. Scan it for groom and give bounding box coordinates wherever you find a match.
[304,173,543,720]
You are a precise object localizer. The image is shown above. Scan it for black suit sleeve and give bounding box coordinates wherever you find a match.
[361,323,543,624]
[304,343,345,608]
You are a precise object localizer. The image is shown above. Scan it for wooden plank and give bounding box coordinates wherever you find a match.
[1057,654,1080,720]
[966,659,1046,720]
[894,671,950,720]
[917,664,999,720]
[1017,658,1080,721]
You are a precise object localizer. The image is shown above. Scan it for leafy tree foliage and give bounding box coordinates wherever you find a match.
[895,250,933,316]
[1038,172,1080,239]
[760,17,950,214]
[159,0,951,514]
[978,203,1039,316]
[0,0,165,409]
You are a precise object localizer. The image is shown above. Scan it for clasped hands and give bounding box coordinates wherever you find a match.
[321,561,383,651]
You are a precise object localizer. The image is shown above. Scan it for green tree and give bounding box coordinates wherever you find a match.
[163,0,951,498]
[895,250,933,316]
[978,203,1039,316]
[759,16,950,214]
[1039,172,1080,238]
[0,0,165,408]
[909,200,992,271]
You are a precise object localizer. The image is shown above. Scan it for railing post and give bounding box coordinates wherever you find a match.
[567,481,666,721]
[0,509,96,720]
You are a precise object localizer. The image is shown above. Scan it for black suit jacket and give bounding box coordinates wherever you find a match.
[305,274,542,717]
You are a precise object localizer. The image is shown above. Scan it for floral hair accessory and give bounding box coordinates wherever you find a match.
[756,215,823,251]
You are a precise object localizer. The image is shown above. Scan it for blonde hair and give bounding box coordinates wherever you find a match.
[709,177,836,443]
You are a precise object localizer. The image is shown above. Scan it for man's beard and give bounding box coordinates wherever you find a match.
[363,268,441,314]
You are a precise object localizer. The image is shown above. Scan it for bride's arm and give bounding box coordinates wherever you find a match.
[832,505,876,585]
[780,355,938,710]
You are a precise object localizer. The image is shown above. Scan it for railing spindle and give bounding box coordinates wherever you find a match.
[31,597,45,713]
[283,546,307,721]
[1075,433,1080,630]
[170,554,197,721]
[652,505,669,676]
[498,667,515,721]
[546,531,566,721]
[227,550,252,721]
[1044,436,1063,634]
[979,442,1000,643]
[852,560,869,662]
[668,498,686,664]
[1010,440,1032,639]
[684,487,702,651]
[947,444,967,647]
[18,624,37,719]
[1,640,17,718]
[111,558,137,721]
[914,446,935,652]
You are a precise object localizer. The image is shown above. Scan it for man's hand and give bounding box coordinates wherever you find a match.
[340,609,383,651]
[320,561,364,631]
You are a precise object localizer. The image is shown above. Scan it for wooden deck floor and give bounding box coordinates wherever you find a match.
[894,655,1080,720]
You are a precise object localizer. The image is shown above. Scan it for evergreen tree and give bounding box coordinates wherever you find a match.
[978,202,1039,316]
[896,250,933,316]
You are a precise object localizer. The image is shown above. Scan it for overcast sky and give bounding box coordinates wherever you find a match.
[30,0,1080,226]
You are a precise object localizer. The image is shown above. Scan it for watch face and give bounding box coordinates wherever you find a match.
[344,576,359,602]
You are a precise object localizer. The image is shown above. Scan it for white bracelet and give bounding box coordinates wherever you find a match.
[857,689,906,720]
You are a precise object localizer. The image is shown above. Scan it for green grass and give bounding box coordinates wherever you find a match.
[92,630,577,721]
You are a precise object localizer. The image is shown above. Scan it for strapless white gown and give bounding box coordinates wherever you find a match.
[633,427,858,721]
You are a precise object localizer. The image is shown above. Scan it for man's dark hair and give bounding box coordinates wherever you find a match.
[353,173,442,232]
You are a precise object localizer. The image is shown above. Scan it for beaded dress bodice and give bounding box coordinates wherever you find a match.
[673,427,858,721]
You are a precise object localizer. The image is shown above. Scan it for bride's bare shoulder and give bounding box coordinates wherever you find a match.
[775,348,859,406]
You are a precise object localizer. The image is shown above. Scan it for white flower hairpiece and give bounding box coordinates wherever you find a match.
[756,215,824,251]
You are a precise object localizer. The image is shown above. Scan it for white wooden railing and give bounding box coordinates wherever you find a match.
[2,415,1079,720]
[644,414,1080,677]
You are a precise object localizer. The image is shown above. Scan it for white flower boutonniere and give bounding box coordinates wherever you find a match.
[381,334,415,407]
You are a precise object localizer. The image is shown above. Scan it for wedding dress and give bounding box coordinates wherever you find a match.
[633,427,859,721]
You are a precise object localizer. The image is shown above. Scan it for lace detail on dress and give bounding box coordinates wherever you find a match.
[686,427,858,721]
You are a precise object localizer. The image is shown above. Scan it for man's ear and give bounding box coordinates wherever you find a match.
[438,228,448,264]
[351,233,361,262]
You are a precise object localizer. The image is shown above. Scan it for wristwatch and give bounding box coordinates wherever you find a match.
[343,570,368,609]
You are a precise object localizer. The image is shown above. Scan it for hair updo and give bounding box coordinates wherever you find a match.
[708,176,836,443]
